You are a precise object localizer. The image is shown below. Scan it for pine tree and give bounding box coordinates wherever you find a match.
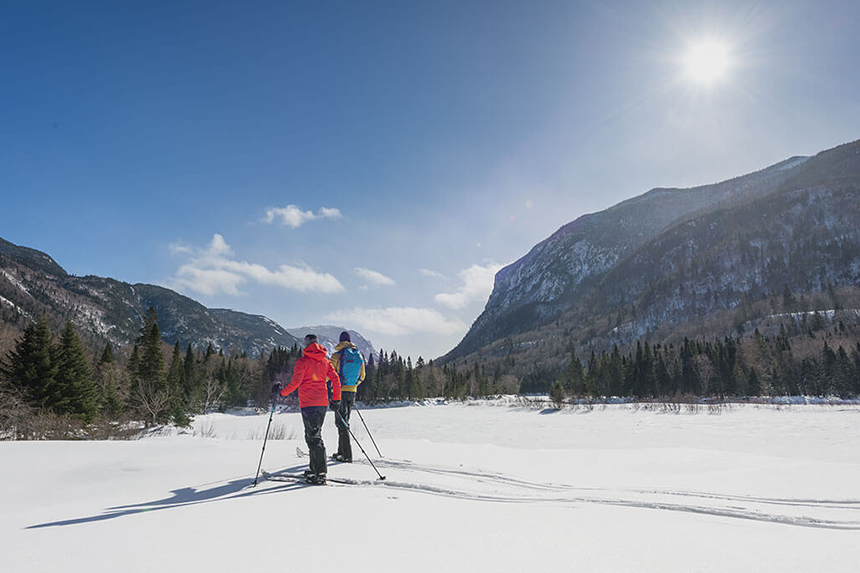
[549,381,566,408]
[1,315,58,409]
[167,341,184,393]
[100,342,114,364]
[96,342,123,418]
[130,307,170,425]
[834,345,854,397]
[566,350,585,395]
[54,318,99,423]
[139,308,166,389]
[167,341,190,425]
[183,343,198,404]
[128,344,141,378]
[744,367,758,396]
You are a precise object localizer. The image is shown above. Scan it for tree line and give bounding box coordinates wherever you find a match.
[4,307,860,439]
[0,308,302,438]
[546,328,860,404]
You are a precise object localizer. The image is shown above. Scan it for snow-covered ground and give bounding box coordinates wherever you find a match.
[3,401,860,572]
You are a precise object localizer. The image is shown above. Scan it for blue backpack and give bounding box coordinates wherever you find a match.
[338,347,364,386]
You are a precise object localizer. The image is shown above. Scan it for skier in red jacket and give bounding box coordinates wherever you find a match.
[279,334,341,484]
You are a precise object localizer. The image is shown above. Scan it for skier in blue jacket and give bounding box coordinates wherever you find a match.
[328,331,366,462]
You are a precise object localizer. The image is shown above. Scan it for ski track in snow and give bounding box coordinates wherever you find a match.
[272,452,860,531]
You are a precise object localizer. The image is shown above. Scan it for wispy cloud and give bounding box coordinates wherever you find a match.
[325,307,466,336]
[434,262,503,310]
[169,234,345,296]
[264,205,343,228]
[419,268,446,280]
[355,267,396,288]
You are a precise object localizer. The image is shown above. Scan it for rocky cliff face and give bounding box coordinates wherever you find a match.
[445,139,860,362]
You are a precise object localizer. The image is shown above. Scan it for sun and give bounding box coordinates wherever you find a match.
[684,40,729,84]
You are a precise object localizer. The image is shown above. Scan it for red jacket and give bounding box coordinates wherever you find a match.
[280,343,341,408]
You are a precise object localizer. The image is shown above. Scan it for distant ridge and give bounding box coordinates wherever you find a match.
[287,326,376,360]
[0,237,301,357]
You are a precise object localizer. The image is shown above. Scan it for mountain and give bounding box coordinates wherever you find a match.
[0,237,300,357]
[286,326,376,360]
[0,237,67,277]
[444,138,860,364]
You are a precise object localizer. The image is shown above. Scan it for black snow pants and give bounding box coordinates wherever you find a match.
[301,406,328,476]
[335,391,356,461]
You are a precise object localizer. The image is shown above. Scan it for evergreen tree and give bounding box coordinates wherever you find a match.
[549,381,566,408]
[139,308,166,389]
[100,342,114,364]
[96,342,123,418]
[853,343,860,396]
[130,307,170,425]
[566,350,585,395]
[1,315,58,409]
[360,352,376,401]
[128,344,141,379]
[834,345,854,397]
[167,341,184,393]
[821,342,837,395]
[167,341,190,425]
[53,318,99,423]
[747,368,762,396]
[182,343,198,405]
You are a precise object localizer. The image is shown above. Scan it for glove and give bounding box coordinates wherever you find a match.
[329,400,340,412]
[270,383,281,401]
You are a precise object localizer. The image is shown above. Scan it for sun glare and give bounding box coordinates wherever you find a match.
[684,41,729,84]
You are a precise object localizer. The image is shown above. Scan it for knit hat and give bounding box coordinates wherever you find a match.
[303,334,318,347]
[339,330,351,343]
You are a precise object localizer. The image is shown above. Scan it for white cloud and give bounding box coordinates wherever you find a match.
[434,262,503,310]
[355,267,396,287]
[325,307,466,337]
[173,266,246,297]
[168,243,193,255]
[169,234,345,296]
[419,268,446,280]
[264,204,343,228]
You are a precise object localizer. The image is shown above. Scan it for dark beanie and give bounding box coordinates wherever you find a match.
[304,334,318,347]
[339,331,351,343]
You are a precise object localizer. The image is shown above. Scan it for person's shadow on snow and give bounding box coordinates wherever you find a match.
[27,464,309,529]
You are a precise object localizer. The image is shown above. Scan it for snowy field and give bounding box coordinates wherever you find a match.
[3,400,860,572]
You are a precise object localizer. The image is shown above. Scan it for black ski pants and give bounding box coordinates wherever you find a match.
[301,406,328,476]
[335,391,356,461]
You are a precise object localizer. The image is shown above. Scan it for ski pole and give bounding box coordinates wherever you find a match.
[336,408,386,481]
[352,402,382,458]
[253,401,276,486]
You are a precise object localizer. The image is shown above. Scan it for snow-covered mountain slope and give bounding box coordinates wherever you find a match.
[4,401,859,572]
[446,139,860,361]
[0,238,300,356]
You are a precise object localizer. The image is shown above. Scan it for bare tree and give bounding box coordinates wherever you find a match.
[130,379,173,427]
[201,376,224,413]
[692,354,714,396]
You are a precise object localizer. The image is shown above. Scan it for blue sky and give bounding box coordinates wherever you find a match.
[2,0,859,359]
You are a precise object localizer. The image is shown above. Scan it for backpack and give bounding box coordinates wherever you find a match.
[338,346,364,386]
